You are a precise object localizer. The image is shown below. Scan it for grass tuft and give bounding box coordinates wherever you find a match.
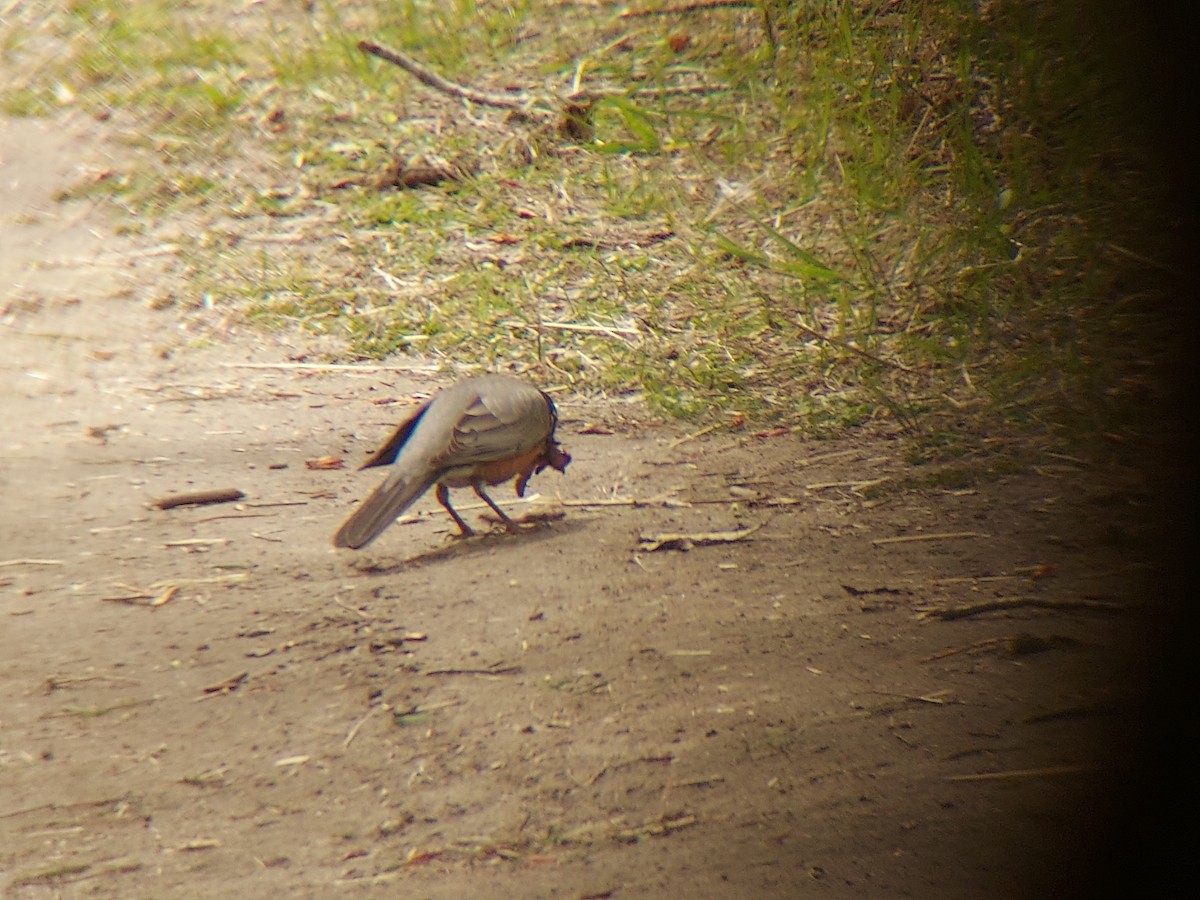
[0,0,1172,457]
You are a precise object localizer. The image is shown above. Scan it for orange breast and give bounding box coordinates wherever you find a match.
[470,444,547,486]
[439,443,548,489]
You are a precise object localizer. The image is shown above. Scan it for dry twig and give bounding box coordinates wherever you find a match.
[153,488,245,510]
[620,0,754,16]
[948,765,1100,782]
[220,361,438,373]
[200,671,248,697]
[920,597,1121,621]
[873,531,988,546]
[358,41,531,110]
[919,638,1002,662]
[615,813,698,842]
[638,522,762,551]
[807,478,889,491]
[425,665,522,677]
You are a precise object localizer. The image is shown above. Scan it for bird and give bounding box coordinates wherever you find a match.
[332,374,571,549]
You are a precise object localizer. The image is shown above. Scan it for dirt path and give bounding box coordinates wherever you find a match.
[1,113,1156,898]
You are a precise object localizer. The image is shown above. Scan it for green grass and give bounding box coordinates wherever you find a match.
[0,0,1169,457]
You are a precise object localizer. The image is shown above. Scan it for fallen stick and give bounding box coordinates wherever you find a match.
[220,361,438,373]
[561,497,692,509]
[51,697,158,718]
[358,40,531,110]
[200,672,248,696]
[870,689,953,705]
[797,447,863,467]
[558,230,676,251]
[620,0,753,16]
[193,512,273,524]
[149,574,247,588]
[615,813,698,842]
[873,531,988,546]
[356,39,639,144]
[1024,704,1112,725]
[638,522,762,551]
[499,318,643,339]
[632,84,731,98]
[153,488,245,510]
[919,638,1002,662]
[948,765,1101,782]
[333,595,371,619]
[0,558,64,568]
[2,799,126,821]
[806,478,889,491]
[920,596,1122,621]
[931,574,1028,586]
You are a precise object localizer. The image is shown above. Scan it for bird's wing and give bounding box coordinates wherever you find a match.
[426,375,553,469]
[358,400,431,470]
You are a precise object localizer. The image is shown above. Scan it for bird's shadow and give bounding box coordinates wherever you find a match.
[342,515,587,576]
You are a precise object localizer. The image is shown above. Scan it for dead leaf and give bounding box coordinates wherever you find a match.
[262,106,287,133]
[85,423,124,443]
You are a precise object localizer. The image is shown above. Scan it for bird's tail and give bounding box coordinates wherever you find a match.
[332,467,437,549]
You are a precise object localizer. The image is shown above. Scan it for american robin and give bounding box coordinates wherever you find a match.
[332,374,571,549]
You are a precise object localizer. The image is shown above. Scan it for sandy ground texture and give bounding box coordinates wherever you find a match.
[1,113,1169,898]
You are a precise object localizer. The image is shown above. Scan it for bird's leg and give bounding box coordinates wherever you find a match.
[473,484,521,533]
[436,483,475,537]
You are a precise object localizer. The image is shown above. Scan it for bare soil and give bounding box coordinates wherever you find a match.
[0,112,1167,898]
